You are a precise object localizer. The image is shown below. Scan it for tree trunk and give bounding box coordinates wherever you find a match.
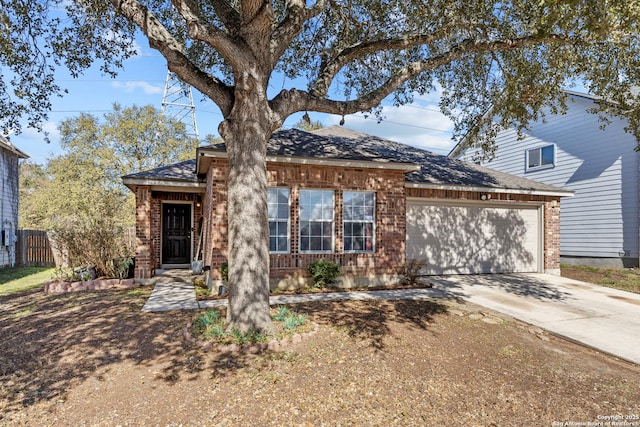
[219,71,277,334]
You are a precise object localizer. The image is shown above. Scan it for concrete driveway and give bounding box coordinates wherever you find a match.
[428,273,640,365]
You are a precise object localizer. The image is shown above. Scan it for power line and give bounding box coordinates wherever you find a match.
[351,113,452,134]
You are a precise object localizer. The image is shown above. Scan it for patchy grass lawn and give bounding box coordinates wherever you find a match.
[0,266,54,295]
[0,287,638,426]
[561,264,640,294]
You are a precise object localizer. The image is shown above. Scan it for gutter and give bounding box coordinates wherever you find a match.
[197,148,420,174]
[405,182,574,198]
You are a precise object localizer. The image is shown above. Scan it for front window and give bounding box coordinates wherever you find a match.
[299,189,334,253]
[268,188,290,253]
[343,191,375,253]
[526,145,555,170]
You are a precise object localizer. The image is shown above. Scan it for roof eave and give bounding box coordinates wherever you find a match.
[405,182,574,198]
[197,149,420,172]
[122,177,206,193]
[0,141,29,159]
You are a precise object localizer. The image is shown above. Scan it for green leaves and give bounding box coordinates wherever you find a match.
[19,104,198,232]
[3,0,640,153]
[0,0,137,137]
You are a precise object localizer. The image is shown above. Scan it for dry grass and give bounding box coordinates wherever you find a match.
[562,264,640,294]
[0,287,638,426]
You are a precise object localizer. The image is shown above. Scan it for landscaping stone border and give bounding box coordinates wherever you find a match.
[44,278,138,293]
[183,320,320,354]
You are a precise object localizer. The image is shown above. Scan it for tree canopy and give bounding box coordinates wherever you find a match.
[2,1,639,146]
[4,0,640,333]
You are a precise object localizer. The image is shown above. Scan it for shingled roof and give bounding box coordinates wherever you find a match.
[123,126,571,196]
[312,127,569,194]
[123,159,198,182]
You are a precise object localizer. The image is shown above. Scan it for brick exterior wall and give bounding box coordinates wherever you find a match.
[134,187,204,278]
[134,186,152,279]
[134,163,563,279]
[203,159,407,280]
[543,200,561,273]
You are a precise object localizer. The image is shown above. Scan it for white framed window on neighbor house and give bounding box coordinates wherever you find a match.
[299,189,334,253]
[343,191,375,253]
[526,144,555,171]
[268,187,290,253]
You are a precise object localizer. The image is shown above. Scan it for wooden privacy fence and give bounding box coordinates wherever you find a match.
[15,228,137,268]
[16,230,55,267]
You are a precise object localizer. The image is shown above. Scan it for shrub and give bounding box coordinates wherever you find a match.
[307,260,341,288]
[197,310,220,328]
[191,306,310,345]
[49,224,134,279]
[220,262,229,282]
[399,258,427,285]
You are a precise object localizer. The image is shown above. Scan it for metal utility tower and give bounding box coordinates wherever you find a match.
[161,71,200,141]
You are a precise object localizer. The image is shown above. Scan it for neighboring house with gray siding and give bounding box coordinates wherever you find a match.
[450,91,639,267]
[0,136,28,268]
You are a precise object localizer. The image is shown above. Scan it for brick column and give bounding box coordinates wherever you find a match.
[135,186,153,279]
[544,198,561,275]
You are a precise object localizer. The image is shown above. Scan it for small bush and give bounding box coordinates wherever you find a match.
[399,259,427,285]
[307,260,341,288]
[52,266,77,282]
[220,262,229,282]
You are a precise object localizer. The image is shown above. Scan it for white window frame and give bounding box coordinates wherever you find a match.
[526,144,555,171]
[268,187,290,254]
[299,189,334,253]
[342,191,376,253]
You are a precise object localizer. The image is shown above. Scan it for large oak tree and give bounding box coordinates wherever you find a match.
[2,0,639,332]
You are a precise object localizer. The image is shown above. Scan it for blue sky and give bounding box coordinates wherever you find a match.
[8,36,457,166]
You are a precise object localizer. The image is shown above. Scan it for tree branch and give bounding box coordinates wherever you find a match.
[270,0,328,68]
[238,0,274,36]
[173,0,252,67]
[311,31,576,98]
[110,0,234,114]
[208,0,241,34]
[311,31,444,97]
[275,33,577,119]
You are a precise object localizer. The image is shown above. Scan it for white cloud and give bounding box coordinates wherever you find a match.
[324,102,456,155]
[20,121,61,143]
[112,80,163,95]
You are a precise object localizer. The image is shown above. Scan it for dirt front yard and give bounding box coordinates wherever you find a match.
[1,287,639,426]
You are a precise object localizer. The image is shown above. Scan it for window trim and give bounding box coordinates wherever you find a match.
[298,189,335,254]
[342,190,376,254]
[267,187,290,254]
[526,144,556,171]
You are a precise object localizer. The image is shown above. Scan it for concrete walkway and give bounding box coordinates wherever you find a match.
[142,273,640,365]
[142,281,199,311]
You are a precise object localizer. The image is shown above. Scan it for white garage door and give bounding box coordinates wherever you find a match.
[406,199,541,275]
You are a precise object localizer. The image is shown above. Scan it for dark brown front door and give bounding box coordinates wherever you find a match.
[162,204,191,265]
